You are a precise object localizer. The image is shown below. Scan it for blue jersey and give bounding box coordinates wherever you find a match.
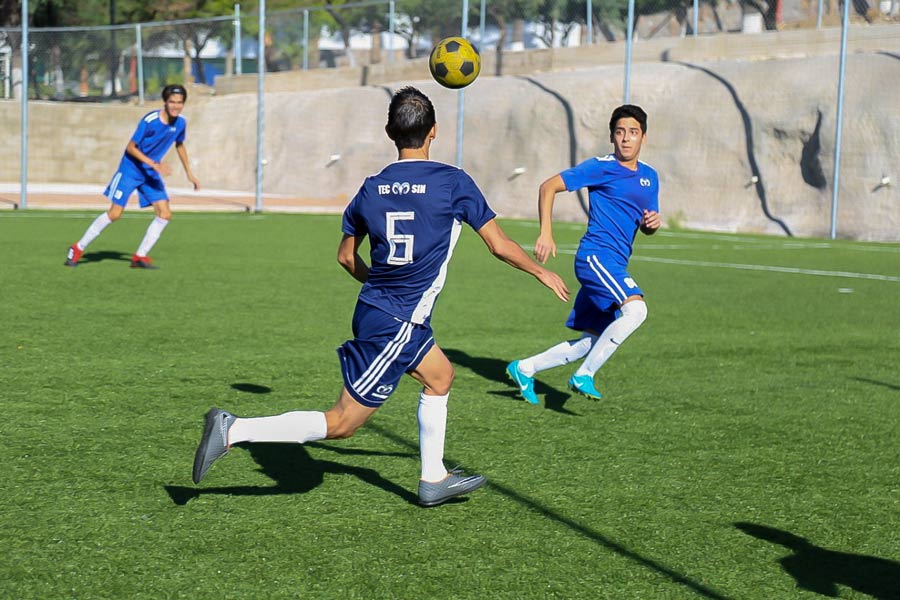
[342,160,496,325]
[119,110,187,179]
[561,154,659,265]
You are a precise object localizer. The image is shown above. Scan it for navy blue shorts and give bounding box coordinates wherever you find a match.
[338,303,435,408]
[566,252,643,333]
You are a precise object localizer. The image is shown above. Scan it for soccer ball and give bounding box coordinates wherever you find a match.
[429,37,481,89]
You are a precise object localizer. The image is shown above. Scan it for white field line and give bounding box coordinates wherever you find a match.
[514,222,900,253]
[631,256,900,282]
[523,245,900,283]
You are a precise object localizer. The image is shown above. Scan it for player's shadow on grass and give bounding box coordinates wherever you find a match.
[851,376,900,392]
[78,251,131,265]
[164,443,419,506]
[443,347,577,415]
[735,522,900,599]
[231,382,273,394]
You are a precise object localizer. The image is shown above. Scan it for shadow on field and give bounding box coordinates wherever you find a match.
[443,348,577,415]
[851,377,900,392]
[78,250,131,265]
[367,421,731,599]
[735,522,900,599]
[164,443,419,506]
[231,382,273,394]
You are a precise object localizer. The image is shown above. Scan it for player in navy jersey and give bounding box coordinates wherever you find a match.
[192,87,569,507]
[64,84,200,269]
[506,104,661,405]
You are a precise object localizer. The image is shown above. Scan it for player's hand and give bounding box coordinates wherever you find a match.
[641,210,661,232]
[189,176,200,191]
[536,268,570,302]
[533,234,556,264]
[154,162,173,177]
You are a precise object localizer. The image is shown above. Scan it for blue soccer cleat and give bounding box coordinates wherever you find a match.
[506,360,538,405]
[567,374,602,400]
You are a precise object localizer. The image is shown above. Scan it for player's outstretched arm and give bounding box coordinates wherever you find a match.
[640,209,661,235]
[337,234,369,283]
[477,220,569,302]
[175,142,200,190]
[533,174,566,264]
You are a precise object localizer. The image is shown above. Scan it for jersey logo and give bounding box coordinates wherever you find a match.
[378,182,427,195]
[640,178,652,187]
[372,384,395,399]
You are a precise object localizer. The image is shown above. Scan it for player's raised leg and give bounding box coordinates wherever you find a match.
[508,334,596,405]
[65,201,125,267]
[191,388,376,484]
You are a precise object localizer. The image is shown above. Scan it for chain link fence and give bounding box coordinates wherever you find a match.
[1,1,898,239]
[5,0,895,102]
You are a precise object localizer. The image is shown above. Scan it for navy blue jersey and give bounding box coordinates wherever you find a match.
[120,110,187,178]
[561,154,659,265]
[342,160,496,324]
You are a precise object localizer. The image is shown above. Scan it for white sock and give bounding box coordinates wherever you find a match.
[227,411,327,445]
[135,216,169,257]
[575,300,648,377]
[518,334,596,377]
[418,392,449,482]
[76,212,113,250]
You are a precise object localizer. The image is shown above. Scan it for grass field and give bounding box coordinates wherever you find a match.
[2,211,899,599]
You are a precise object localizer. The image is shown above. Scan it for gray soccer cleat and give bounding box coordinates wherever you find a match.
[417,467,486,507]
[192,408,237,484]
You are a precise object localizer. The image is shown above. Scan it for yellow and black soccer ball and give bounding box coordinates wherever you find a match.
[429,37,481,89]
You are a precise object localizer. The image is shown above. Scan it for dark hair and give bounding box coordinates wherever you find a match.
[609,104,647,135]
[385,86,436,150]
[162,84,188,102]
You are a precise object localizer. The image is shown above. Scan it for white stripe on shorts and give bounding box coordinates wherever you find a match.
[106,172,122,201]
[587,255,627,304]
[353,321,413,396]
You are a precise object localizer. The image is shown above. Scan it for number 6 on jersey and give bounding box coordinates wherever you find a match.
[386,211,415,265]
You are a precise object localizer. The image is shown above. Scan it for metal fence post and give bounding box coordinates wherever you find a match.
[693,0,699,36]
[624,0,634,103]
[479,0,486,47]
[586,0,593,46]
[136,23,145,104]
[303,9,309,71]
[388,0,395,63]
[255,0,265,212]
[20,0,29,209]
[817,0,824,29]
[829,0,850,239]
[235,3,242,75]
[455,0,469,168]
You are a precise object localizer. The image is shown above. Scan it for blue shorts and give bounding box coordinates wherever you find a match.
[338,303,435,408]
[566,252,643,333]
[104,168,169,208]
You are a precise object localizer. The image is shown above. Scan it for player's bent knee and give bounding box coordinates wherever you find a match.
[431,368,454,396]
[622,299,648,326]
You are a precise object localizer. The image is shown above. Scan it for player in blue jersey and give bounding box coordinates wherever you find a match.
[506,104,661,405]
[192,87,569,506]
[64,84,200,269]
